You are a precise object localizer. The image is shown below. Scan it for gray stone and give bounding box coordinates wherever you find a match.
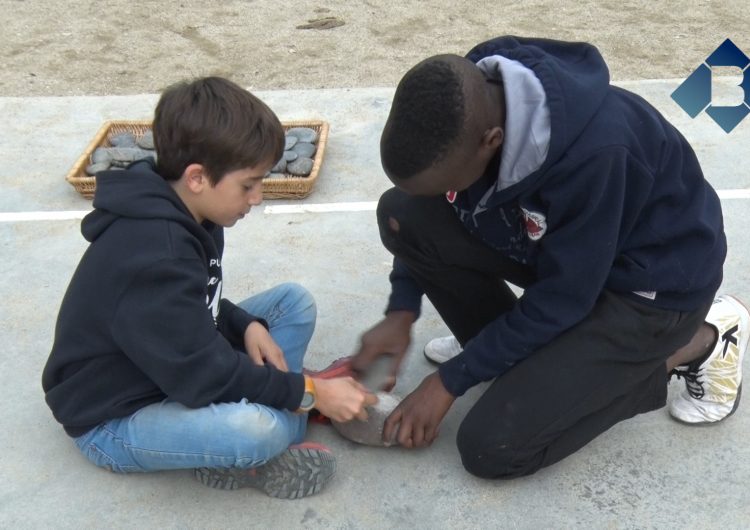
[331,392,401,447]
[137,131,154,149]
[283,150,298,162]
[264,173,286,179]
[287,157,314,176]
[109,132,137,147]
[109,147,142,163]
[108,148,154,167]
[85,162,110,176]
[271,158,287,173]
[284,135,298,150]
[286,127,318,143]
[91,147,112,164]
[291,142,316,159]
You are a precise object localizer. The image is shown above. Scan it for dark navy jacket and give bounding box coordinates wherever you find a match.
[42,160,304,436]
[387,37,726,397]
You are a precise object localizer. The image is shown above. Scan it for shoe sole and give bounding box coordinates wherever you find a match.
[194,446,336,499]
[670,384,743,426]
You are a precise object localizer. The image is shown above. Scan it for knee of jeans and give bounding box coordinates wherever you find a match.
[456,419,525,479]
[75,434,141,474]
[227,405,299,462]
[277,282,317,323]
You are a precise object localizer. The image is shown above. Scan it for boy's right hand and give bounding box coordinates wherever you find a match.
[312,377,378,423]
[351,310,415,391]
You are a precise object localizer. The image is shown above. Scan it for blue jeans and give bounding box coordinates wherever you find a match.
[74,283,316,473]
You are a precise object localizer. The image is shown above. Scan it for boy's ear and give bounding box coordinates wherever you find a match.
[182,163,208,193]
[481,126,504,151]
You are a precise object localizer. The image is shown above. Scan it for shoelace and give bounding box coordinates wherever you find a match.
[671,365,705,399]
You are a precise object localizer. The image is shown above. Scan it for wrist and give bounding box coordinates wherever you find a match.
[295,375,317,413]
[385,310,416,327]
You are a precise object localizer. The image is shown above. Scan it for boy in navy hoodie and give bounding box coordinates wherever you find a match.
[43,77,375,498]
[352,37,748,478]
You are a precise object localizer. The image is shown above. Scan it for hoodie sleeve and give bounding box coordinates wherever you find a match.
[216,299,268,348]
[110,257,304,410]
[439,147,649,396]
[385,257,424,318]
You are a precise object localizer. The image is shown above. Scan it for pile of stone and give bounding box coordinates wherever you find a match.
[85,131,156,175]
[266,127,319,179]
[85,126,320,179]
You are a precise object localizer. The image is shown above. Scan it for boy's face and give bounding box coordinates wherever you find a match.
[198,160,272,227]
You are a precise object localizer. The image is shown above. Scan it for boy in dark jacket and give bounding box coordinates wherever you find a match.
[353,37,747,478]
[43,77,375,498]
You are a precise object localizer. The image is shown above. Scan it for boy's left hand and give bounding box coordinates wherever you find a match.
[244,321,288,372]
[383,372,455,448]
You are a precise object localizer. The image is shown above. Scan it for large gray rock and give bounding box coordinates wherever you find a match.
[108,147,154,167]
[137,131,155,149]
[284,135,298,150]
[109,132,137,147]
[283,150,298,162]
[331,392,401,447]
[85,162,111,176]
[286,127,318,143]
[271,158,287,173]
[287,157,314,176]
[291,142,316,159]
[91,147,112,164]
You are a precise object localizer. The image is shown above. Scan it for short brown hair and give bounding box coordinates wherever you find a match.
[153,77,284,184]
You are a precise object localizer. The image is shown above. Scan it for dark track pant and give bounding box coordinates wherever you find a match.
[377,188,712,478]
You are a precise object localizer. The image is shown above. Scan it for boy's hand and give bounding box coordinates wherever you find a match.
[312,377,378,423]
[351,310,415,390]
[244,321,288,372]
[383,372,455,448]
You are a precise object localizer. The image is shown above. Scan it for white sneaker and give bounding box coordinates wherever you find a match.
[669,295,749,424]
[423,335,462,364]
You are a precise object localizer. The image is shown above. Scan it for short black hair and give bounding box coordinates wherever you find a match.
[153,76,284,184]
[381,58,466,180]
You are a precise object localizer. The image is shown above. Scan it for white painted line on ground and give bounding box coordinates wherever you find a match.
[3,190,750,222]
[263,201,378,214]
[0,210,91,222]
[717,189,750,199]
[265,190,750,214]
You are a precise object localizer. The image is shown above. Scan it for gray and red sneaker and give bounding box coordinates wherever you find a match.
[303,356,355,379]
[193,442,336,499]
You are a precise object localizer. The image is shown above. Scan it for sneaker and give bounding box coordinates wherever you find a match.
[193,442,336,499]
[669,295,749,424]
[302,356,355,379]
[423,335,462,364]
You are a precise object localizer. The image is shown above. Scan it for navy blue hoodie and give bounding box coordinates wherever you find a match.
[42,160,304,437]
[386,37,726,397]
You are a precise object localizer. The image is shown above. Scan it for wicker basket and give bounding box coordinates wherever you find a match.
[65,119,329,200]
[264,119,329,200]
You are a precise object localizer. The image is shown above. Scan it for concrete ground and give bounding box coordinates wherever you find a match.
[1,80,749,528]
